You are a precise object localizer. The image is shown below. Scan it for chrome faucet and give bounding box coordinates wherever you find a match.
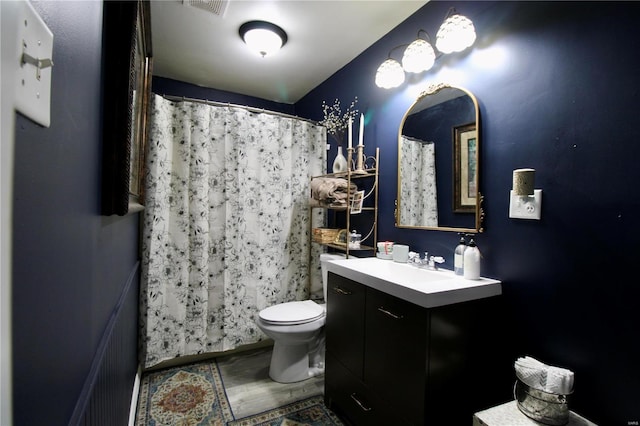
[427,255,445,270]
[408,252,445,270]
[408,251,423,266]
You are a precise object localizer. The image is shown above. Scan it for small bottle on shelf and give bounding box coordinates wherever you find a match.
[349,230,361,249]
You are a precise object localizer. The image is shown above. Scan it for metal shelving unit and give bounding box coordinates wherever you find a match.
[311,148,379,258]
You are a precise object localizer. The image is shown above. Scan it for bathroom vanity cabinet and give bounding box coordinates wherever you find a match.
[325,268,503,425]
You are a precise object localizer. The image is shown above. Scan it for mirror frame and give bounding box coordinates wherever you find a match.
[395,82,484,233]
[101,0,153,216]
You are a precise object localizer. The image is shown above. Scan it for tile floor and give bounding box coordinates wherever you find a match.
[216,346,325,419]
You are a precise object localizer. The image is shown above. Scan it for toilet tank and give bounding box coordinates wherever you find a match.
[320,253,346,302]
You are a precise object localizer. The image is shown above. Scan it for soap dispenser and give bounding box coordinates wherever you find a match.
[454,233,466,276]
[463,237,481,280]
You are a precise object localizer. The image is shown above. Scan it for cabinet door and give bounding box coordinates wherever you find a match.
[326,272,366,378]
[325,353,403,426]
[364,287,429,425]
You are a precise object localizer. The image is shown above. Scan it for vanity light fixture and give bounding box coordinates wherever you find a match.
[375,8,476,89]
[375,48,407,89]
[402,30,436,73]
[435,8,477,54]
[239,20,288,57]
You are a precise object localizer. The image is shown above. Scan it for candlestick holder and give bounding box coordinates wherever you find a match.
[353,144,368,174]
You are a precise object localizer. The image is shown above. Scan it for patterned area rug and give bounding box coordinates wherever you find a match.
[228,396,344,426]
[136,361,234,425]
[136,361,343,426]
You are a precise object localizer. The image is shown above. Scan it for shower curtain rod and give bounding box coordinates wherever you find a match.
[161,94,321,126]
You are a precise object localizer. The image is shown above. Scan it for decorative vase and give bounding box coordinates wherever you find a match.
[332,146,348,173]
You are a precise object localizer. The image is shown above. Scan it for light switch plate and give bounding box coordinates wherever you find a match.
[509,189,542,220]
[14,0,53,127]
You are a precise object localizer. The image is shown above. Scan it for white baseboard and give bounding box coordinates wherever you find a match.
[128,365,142,426]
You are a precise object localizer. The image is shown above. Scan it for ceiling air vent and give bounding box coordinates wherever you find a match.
[182,0,229,18]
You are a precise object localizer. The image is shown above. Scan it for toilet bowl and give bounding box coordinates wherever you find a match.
[256,253,345,383]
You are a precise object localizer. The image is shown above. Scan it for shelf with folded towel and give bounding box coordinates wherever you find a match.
[310,148,380,258]
[322,242,376,252]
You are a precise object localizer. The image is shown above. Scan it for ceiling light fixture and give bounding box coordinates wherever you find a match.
[239,20,288,58]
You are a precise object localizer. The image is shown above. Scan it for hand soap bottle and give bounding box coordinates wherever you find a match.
[463,237,481,280]
[454,233,466,276]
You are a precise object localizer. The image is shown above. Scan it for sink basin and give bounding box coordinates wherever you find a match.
[325,257,501,308]
[355,259,454,285]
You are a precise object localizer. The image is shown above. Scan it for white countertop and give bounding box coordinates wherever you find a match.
[325,257,501,308]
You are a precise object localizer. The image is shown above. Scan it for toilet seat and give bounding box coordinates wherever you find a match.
[259,300,325,325]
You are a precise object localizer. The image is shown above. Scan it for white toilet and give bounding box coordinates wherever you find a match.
[256,253,344,383]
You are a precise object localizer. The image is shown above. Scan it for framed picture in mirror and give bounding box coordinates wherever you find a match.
[453,122,477,213]
[101,0,152,215]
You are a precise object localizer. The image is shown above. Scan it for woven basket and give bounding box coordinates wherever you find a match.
[312,228,341,243]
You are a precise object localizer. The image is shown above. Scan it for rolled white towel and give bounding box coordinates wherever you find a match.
[515,356,546,390]
[546,365,574,394]
[514,356,574,395]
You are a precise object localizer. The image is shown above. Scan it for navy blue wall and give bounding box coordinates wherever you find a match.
[295,1,640,424]
[12,2,139,424]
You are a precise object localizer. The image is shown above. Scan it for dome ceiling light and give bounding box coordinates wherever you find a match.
[239,20,288,58]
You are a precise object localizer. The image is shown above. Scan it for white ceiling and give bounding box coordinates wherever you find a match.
[150,0,428,104]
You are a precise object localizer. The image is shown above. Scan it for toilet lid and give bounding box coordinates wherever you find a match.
[259,300,325,325]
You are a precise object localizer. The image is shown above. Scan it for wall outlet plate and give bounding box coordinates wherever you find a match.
[509,189,542,220]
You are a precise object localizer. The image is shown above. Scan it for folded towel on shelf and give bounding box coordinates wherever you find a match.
[514,356,574,395]
[310,177,358,206]
[309,197,350,208]
[309,198,325,207]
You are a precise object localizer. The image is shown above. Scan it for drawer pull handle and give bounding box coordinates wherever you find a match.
[377,306,404,320]
[350,393,372,412]
[332,286,352,296]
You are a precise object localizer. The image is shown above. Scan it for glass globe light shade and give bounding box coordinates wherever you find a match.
[402,39,436,73]
[243,28,284,57]
[375,58,405,89]
[435,14,476,54]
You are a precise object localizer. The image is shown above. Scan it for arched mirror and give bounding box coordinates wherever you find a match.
[396,83,483,232]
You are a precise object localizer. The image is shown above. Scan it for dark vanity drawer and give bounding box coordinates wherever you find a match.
[325,353,401,426]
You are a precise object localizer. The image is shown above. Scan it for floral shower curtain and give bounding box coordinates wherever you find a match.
[399,136,438,227]
[140,95,326,368]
